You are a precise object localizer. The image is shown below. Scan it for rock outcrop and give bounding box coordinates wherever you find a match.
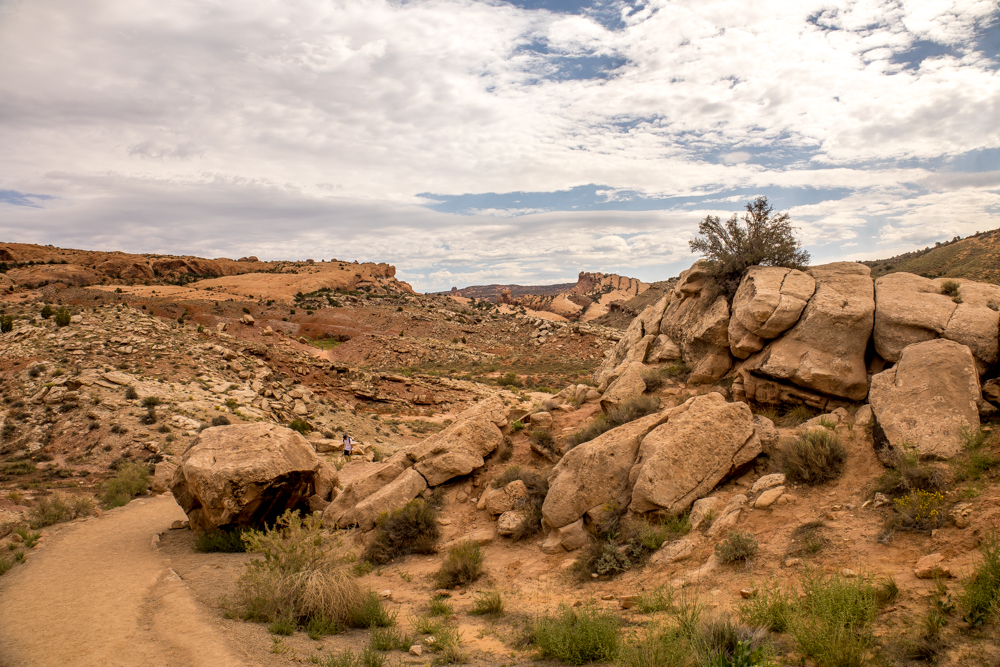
[728,267,815,358]
[170,423,324,532]
[336,468,428,531]
[408,396,509,486]
[869,338,982,460]
[873,273,1000,372]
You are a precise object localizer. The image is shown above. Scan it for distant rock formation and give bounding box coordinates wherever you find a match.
[481,271,649,321]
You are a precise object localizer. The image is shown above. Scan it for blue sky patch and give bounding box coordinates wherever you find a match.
[0,190,53,208]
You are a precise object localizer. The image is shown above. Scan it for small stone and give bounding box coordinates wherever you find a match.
[409,646,423,657]
[379,589,392,599]
[915,553,952,579]
[437,518,452,526]
[456,491,469,503]
[739,588,755,599]
[784,558,802,568]
[618,596,637,609]
[170,520,189,530]
[433,590,451,598]
[601,594,615,601]
[841,569,857,578]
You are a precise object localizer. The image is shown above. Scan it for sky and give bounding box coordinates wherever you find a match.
[1,0,999,292]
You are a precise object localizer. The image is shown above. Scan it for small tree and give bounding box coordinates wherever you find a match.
[689,196,810,297]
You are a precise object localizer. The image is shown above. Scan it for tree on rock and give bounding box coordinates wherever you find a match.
[689,196,810,297]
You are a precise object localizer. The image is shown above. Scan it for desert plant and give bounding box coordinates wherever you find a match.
[497,372,521,388]
[345,591,396,629]
[211,415,231,426]
[790,570,880,667]
[510,419,525,432]
[569,395,661,446]
[641,367,667,392]
[689,196,810,298]
[362,499,439,565]
[53,309,71,327]
[634,586,674,614]
[124,385,138,400]
[27,494,93,528]
[893,489,946,531]
[528,429,554,451]
[617,622,689,667]
[368,626,410,651]
[777,429,846,485]
[290,419,312,435]
[940,279,961,297]
[100,461,151,508]
[696,617,770,666]
[715,531,759,564]
[434,541,483,589]
[737,582,794,632]
[781,404,815,427]
[959,531,1000,627]
[141,396,161,408]
[0,315,13,333]
[40,305,53,319]
[469,590,504,616]
[428,596,453,617]
[533,605,620,665]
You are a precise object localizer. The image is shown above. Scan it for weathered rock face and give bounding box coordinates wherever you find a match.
[873,273,1000,371]
[869,338,982,460]
[170,424,323,532]
[408,396,509,486]
[324,452,414,527]
[629,394,760,513]
[728,267,815,359]
[336,468,428,531]
[599,361,648,412]
[740,262,874,404]
[542,411,672,531]
[659,264,733,384]
[594,296,667,389]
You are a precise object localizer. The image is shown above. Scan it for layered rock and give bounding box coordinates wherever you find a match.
[170,424,324,532]
[873,273,1000,371]
[408,396,509,486]
[869,338,981,460]
[629,394,760,513]
[336,468,428,531]
[659,264,733,383]
[739,262,874,405]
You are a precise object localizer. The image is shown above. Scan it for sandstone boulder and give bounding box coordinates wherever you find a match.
[324,452,414,526]
[869,338,981,460]
[152,460,178,494]
[647,335,682,363]
[485,480,529,516]
[170,424,323,532]
[629,394,760,514]
[740,262,874,404]
[407,396,509,486]
[689,496,720,531]
[497,510,530,536]
[542,410,672,531]
[594,296,667,389]
[729,267,815,358]
[540,517,590,553]
[599,362,648,412]
[337,468,428,530]
[873,273,1000,371]
[659,264,733,383]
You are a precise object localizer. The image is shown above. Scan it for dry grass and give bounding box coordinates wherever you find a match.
[569,395,661,447]
[778,429,847,485]
[362,499,439,565]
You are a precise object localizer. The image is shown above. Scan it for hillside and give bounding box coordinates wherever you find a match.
[862,227,1000,283]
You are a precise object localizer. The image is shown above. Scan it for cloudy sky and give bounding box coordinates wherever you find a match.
[1,0,999,292]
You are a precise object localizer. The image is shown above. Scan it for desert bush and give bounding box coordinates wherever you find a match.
[428,595,453,617]
[289,419,312,435]
[211,415,231,426]
[892,489,946,531]
[1,460,35,475]
[469,590,504,616]
[194,528,248,553]
[27,494,93,528]
[790,570,880,667]
[368,626,411,651]
[641,367,667,392]
[634,586,674,614]
[40,305,53,319]
[569,395,661,447]
[528,429,555,451]
[940,279,961,297]
[781,404,815,427]
[345,591,396,629]
[0,315,13,333]
[230,510,384,632]
[777,429,846,485]
[737,582,795,632]
[362,499,439,565]
[53,309,71,327]
[124,385,138,400]
[497,372,521,388]
[695,617,770,666]
[100,461,151,508]
[954,427,999,482]
[959,531,1000,627]
[488,466,548,541]
[141,396,161,408]
[533,605,620,665]
[510,419,525,432]
[617,623,689,667]
[715,531,759,564]
[874,449,945,497]
[312,647,386,667]
[434,541,483,588]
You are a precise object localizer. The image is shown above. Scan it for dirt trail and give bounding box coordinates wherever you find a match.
[0,496,247,667]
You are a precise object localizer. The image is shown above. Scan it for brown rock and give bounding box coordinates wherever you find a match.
[729,266,815,358]
[324,452,414,526]
[407,396,509,486]
[914,553,952,579]
[599,361,648,412]
[337,468,428,530]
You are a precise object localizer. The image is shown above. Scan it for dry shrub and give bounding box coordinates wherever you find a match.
[874,449,945,497]
[778,429,846,485]
[434,541,484,588]
[569,395,661,447]
[715,530,759,564]
[27,494,94,528]
[362,499,439,565]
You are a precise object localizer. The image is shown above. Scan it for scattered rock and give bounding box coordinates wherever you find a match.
[689,496,720,531]
[650,538,696,566]
[497,510,530,536]
[749,473,785,495]
[753,486,785,509]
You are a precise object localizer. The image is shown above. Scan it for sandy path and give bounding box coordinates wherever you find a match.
[0,496,247,667]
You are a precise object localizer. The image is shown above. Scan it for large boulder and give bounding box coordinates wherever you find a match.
[658,263,733,383]
[336,468,428,530]
[629,393,761,513]
[869,338,981,460]
[324,452,414,526]
[873,273,1000,371]
[740,262,874,404]
[542,410,672,531]
[170,424,324,532]
[407,396,509,485]
[728,267,815,359]
[594,295,669,389]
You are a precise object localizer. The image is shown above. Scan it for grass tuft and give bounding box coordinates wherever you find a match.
[715,531,758,564]
[569,395,661,447]
[469,590,504,617]
[777,429,846,485]
[434,541,484,589]
[533,605,620,665]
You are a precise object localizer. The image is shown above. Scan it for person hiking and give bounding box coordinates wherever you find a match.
[342,434,354,458]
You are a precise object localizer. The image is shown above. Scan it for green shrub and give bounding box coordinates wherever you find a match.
[469,590,504,616]
[211,415,231,426]
[940,280,961,297]
[53,309,71,327]
[488,466,547,541]
[345,591,396,629]
[634,586,674,614]
[781,404,815,427]
[311,648,386,667]
[0,315,13,333]
[362,499,439,565]
[124,385,138,400]
[715,531,758,564]
[533,605,620,665]
[141,396,161,408]
[40,305,53,319]
[790,570,880,667]
[510,420,525,432]
[778,429,846,485]
[1,460,35,475]
[229,510,377,631]
[874,450,945,497]
[434,541,483,589]
[959,531,1000,627]
[954,427,999,481]
[428,596,453,617]
[27,494,93,528]
[528,429,555,452]
[100,461,151,508]
[368,626,410,651]
[194,528,248,553]
[617,623,689,667]
[737,582,794,632]
[290,419,312,435]
[696,617,770,666]
[892,489,946,531]
[497,372,521,388]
